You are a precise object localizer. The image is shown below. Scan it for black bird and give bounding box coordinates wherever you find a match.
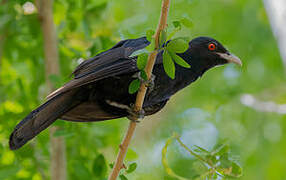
[9,36,242,150]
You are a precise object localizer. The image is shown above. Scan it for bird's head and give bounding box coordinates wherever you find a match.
[184,36,242,72]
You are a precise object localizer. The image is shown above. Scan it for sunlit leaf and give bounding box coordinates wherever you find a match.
[160,29,167,47]
[126,148,139,161]
[163,50,175,79]
[167,38,189,53]
[137,53,148,70]
[181,17,193,28]
[146,29,155,42]
[146,38,155,52]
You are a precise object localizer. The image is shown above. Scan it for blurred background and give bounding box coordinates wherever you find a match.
[0,0,286,179]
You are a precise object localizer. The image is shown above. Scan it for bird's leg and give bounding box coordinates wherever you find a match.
[137,72,156,92]
[127,103,145,122]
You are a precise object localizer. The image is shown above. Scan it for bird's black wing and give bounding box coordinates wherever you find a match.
[47,37,150,99]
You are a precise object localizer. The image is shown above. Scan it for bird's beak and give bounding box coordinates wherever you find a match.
[217,52,242,66]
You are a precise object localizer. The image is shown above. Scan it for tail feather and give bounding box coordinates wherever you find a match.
[9,90,79,150]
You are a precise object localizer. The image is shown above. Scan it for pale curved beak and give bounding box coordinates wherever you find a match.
[217,52,242,66]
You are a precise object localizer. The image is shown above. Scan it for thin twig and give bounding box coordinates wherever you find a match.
[108,0,170,179]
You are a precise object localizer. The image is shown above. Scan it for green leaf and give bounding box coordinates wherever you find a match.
[126,162,137,174]
[140,70,148,81]
[230,162,243,177]
[194,145,210,154]
[172,21,181,29]
[205,154,217,165]
[119,174,128,180]
[212,144,230,156]
[167,38,189,53]
[129,49,149,57]
[126,148,139,161]
[128,79,140,94]
[160,29,167,48]
[169,51,190,68]
[146,38,155,52]
[92,154,107,178]
[163,50,175,79]
[181,17,193,28]
[136,53,148,70]
[109,163,114,169]
[146,29,155,42]
[220,154,232,168]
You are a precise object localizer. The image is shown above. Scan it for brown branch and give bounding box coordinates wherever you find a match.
[37,0,67,180]
[108,0,170,179]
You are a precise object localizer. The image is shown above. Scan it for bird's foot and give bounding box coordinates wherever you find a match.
[138,72,155,91]
[127,104,145,122]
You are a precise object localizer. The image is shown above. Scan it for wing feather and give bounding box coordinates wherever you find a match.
[47,37,150,100]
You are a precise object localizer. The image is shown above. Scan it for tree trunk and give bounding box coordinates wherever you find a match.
[263,0,286,71]
[37,0,67,180]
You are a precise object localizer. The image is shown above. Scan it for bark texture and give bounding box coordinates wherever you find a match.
[37,0,66,180]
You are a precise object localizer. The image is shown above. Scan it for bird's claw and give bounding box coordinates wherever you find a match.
[127,104,145,122]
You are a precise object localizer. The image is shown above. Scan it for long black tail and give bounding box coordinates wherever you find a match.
[9,90,79,150]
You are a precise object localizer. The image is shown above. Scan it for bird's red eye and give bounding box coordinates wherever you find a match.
[208,43,216,51]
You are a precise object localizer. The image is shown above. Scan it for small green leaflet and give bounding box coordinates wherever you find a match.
[181,17,193,28]
[163,50,175,79]
[159,29,167,48]
[172,20,181,29]
[140,70,148,81]
[119,174,128,180]
[166,38,189,53]
[146,29,155,42]
[136,53,148,70]
[128,79,140,94]
[146,37,155,52]
[169,51,190,68]
[126,162,137,174]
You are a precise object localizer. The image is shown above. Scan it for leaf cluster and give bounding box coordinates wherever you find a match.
[128,18,193,93]
[162,133,242,180]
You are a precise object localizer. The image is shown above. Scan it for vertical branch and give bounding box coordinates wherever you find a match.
[37,0,66,180]
[108,0,170,180]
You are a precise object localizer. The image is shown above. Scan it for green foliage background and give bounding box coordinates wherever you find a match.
[0,0,285,179]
